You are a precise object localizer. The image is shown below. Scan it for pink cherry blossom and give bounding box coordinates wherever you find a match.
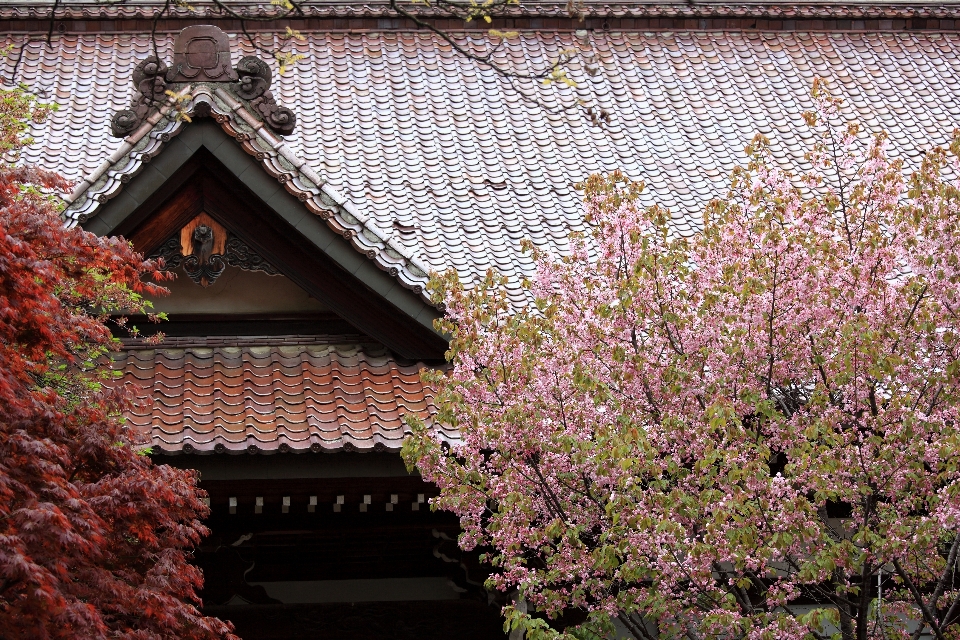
[404,79,960,640]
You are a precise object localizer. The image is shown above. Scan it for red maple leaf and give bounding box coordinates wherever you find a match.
[0,89,237,640]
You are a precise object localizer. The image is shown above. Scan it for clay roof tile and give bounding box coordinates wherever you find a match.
[114,343,441,454]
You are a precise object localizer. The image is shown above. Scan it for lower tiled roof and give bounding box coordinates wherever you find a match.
[114,342,446,454]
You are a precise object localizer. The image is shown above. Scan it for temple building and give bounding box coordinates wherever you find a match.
[2,1,959,637]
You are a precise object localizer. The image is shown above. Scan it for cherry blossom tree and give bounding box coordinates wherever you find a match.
[0,85,236,639]
[404,81,960,640]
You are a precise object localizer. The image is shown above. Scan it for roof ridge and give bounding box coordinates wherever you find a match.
[5,0,960,21]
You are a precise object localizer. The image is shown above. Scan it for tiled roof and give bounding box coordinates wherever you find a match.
[8,30,960,309]
[113,342,449,453]
[2,1,959,20]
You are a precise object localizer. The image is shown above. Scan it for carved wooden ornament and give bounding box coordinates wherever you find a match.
[110,24,296,137]
[181,214,227,287]
[148,213,280,287]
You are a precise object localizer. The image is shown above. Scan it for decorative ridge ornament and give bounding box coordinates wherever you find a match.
[234,56,271,100]
[109,25,296,138]
[167,25,237,83]
[110,56,170,138]
[234,55,295,136]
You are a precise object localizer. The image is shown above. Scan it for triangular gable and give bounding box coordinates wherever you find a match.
[63,26,445,360]
[93,134,445,358]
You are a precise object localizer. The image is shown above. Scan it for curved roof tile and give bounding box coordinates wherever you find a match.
[14,31,960,307]
[113,342,451,454]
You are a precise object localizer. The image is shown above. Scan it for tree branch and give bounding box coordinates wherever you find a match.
[892,558,948,640]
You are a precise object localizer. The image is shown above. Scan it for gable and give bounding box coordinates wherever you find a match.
[93,126,446,359]
[53,24,446,358]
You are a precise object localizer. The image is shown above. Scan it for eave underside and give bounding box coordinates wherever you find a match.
[167,455,505,638]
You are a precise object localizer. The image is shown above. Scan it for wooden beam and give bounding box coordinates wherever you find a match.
[110,154,204,248]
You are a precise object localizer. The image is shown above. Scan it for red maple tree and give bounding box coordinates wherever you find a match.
[0,88,236,639]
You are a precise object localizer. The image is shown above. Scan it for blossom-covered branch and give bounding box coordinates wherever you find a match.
[404,81,960,640]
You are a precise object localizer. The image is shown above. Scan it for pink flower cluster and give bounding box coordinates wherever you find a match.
[404,81,960,640]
